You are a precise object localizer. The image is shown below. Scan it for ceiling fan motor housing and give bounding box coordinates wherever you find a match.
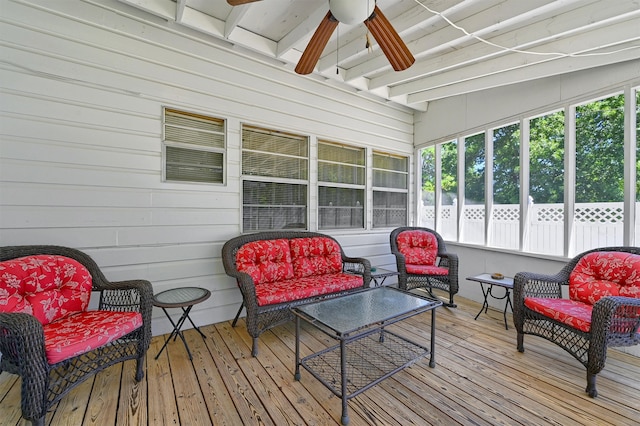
[329,0,375,25]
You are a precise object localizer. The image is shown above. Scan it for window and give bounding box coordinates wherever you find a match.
[318,141,365,229]
[491,124,520,250]
[439,140,458,240]
[419,88,638,258]
[163,108,225,183]
[573,93,625,254]
[528,110,564,255]
[420,146,436,229]
[462,133,485,245]
[242,125,308,231]
[372,151,408,228]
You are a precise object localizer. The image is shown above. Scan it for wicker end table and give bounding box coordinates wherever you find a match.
[153,286,211,360]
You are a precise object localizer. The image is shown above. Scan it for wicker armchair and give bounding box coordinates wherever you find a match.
[390,227,459,307]
[0,245,153,426]
[513,246,640,397]
[222,231,371,356]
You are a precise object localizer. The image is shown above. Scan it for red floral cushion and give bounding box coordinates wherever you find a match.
[397,230,438,265]
[43,310,143,364]
[406,264,449,276]
[254,273,363,306]
[525,297,593,333]
[569,252,640,305]
[235,239,294,285]
[0,255,92,325]
[289,237,342,278]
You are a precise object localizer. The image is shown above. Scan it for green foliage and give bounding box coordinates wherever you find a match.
[575,94,625,202]
[530,111,565,203]
[420,93,629,206]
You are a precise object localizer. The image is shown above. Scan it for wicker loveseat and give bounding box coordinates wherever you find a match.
[513,246,640,397]
[390,226,459,307]
[222,231,371,356]
[0,245,153,425]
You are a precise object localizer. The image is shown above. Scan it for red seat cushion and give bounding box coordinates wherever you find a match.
[0,255,92,325]
[397,230,438,266]
[289,237,343,278]
[569,252,640,305]
[405,264,449,275]
[235,239,294,285]
[254,273,363,306]
[43,310,143,364]
[525,297,593,333]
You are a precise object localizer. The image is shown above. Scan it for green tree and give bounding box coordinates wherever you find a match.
[493,124,520,204]
[530,111,565,204]
[575,94,624,202]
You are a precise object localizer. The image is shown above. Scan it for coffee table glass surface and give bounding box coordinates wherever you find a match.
[295,286,435,335]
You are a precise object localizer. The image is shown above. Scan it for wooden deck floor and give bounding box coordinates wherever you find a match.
[1,295,639,425]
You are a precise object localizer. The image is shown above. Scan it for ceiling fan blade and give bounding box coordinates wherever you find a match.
[364,6,415,72]
[227,0,262,5]
[295,12,338,75]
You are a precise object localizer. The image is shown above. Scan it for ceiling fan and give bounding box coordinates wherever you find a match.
[226,0,415,75]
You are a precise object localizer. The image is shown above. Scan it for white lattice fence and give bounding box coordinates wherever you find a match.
[421,202,628,255]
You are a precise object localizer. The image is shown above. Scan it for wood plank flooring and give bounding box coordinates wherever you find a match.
[1,294,639,425]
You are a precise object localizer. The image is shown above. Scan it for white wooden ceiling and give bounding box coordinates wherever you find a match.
[117,0,640,111]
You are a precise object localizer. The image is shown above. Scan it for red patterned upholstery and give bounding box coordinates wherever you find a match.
[236,237,359,306]
[397,230,438,267]
[235,239,294,285]
[44,310,143,364]
[524,251,640,333]
[0,255,143,364]
[255,273,363,306]
[0,255,92,325]
[290,237,342,277]
[569,251,640,305]
[405,264,449,275]
[525,297,593,332]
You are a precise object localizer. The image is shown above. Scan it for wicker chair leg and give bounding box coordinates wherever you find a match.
[232,302,244,327]
[447,293,457,308]
[586,372,598,397]
[135,354,145,382]
[251,337,259,357]
[31,416,45,426]
[516,333,524,352]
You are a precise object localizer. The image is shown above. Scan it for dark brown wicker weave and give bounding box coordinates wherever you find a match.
[0,245,153,426]
[513,246,640,398]
[389,227,459,307]
[222,231,371,357]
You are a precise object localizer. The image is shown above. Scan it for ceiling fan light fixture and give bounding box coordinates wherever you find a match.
[329,0,375,25]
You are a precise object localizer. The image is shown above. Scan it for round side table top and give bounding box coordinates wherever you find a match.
[153,286,211,308]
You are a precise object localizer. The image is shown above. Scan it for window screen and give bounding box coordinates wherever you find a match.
[372,151,408,228]
[163,108,225,184]
[318,141,365,229]
[242,125,309,231]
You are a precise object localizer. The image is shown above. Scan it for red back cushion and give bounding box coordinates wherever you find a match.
[569,251,640,305]
[397,230,439,265]
[0,255,92,325]
[289,237,342,278]
[235,239,294,285]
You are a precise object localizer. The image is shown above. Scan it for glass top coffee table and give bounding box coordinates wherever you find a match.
[292,287,442,425]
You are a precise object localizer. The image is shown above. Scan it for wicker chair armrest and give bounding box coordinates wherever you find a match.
[438,252,458,268]
[591,296,640,336]
[0,313,48,373]
[513,271,565,302]
[342,256,371,288]
[97,279,153,351]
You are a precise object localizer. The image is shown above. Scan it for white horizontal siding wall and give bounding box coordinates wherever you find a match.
[0,0,413,335]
